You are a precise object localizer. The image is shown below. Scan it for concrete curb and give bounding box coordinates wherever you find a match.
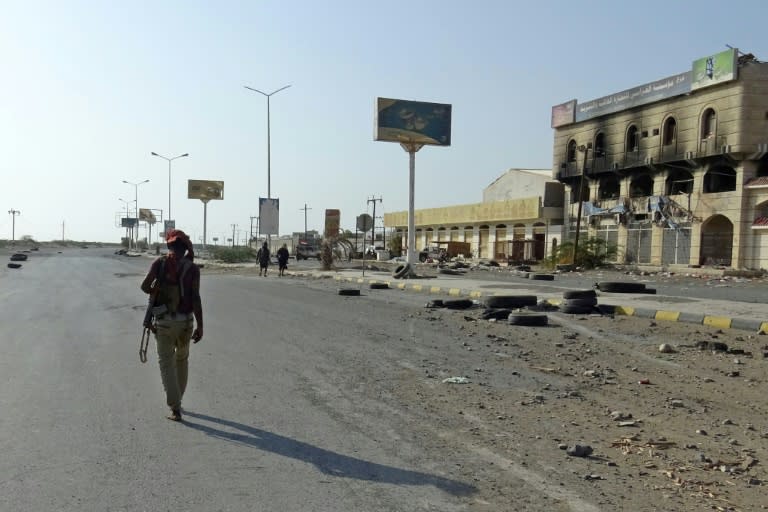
[329,275,768,333]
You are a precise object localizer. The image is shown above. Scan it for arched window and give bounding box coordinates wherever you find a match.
[594,133,606,157]
[662,117,677,146]
[626,125,639,152]
[567,140,577,162]
[702,108,716,139]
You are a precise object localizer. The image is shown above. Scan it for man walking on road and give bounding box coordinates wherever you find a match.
[140,229,204,422]
[257,241,270,277]
[277,243,289,277]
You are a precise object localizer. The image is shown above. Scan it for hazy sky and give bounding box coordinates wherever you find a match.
[2,0,767,243]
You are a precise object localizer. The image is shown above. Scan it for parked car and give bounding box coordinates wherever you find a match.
[419,246,447,263]
[295,244,320,260]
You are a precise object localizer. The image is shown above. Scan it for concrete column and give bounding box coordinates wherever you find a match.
[650,170,669,265]
[689,169,706,266]
[616,176,631,263]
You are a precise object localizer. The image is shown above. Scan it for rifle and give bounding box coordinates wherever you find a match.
[139,284,159,363]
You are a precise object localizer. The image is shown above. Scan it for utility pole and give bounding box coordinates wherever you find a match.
[250,216,258,246]
[299,203,312,242]
[8,209,20,241]
[367,196,382,250]
[62,220,65,242]
[231,224,237,248]
[572,143,591,266]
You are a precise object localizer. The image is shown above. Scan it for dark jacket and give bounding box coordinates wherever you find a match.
[277,247,289,263]
[258,247,271,266]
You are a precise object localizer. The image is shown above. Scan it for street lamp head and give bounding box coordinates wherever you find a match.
[180,153,189,157]
[151,151,159,156]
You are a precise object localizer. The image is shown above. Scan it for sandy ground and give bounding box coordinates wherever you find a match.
[211,262,768,511]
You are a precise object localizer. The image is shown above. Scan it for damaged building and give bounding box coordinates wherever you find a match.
[384,169,565,261]
[552,48,768,270]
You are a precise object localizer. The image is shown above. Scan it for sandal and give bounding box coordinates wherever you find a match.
[166,409,182,422]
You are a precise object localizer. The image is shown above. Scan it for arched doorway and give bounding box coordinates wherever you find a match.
[533,222,546,260]
[494,224,507,260]
[700,215,733,266]
[478,225,489,258]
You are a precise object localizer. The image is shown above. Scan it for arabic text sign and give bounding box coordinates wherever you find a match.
[574,71,691,123]
[188,180,224,200]
[259,198,279,235]
[551,99,576,128]
[374,98,452,146]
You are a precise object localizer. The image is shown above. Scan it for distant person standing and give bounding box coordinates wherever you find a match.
[257,242,271,276]
[277,243,290,277]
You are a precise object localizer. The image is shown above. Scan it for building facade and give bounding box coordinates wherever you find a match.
[552,49,768,270]
[384,169,565,261]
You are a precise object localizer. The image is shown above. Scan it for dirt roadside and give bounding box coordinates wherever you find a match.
[209,261,768,511]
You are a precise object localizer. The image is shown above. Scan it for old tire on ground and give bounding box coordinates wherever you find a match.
[443,299,473,310]
[438,268,463,276]
[425,299,445,308]
[485,295,537,309]
[7,263,22,269]
[597,281,646,293]
[392,263,412,279]
[10,253,28,262]
[508,312,548,326]
[369,282,389,290]
[562,297,598,307]
[481,308,513,320]
[528,273,554,281]
[643,288,657,294]
[562,289,597,300]
[559,304,595,314]
[338,288,360,296]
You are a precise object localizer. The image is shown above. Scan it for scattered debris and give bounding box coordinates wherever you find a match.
[442,376,470,384]
[658,343,675,353]
[566,444,594,457]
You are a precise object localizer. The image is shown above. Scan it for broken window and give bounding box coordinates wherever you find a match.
[626,125,639,153]
[599,175,620,199]
[666,169,694,195]
[703,166,736,193]
[594,133,606,157]
[629,174,653,197]
[567,139,577,162]
[662,117,677,146]
[701,108,716,139]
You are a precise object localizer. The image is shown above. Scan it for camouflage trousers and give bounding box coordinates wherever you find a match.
[155,318,193,410]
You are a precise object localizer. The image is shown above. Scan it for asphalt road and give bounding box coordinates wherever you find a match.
[0,248,475,512]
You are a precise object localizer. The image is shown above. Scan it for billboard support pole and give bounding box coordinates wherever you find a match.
[202,199,210,256]
[400,141,423,264]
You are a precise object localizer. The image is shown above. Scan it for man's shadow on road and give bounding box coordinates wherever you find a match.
[182,410,475,497]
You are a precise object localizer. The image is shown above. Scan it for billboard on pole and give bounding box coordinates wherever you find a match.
[374,98,452,146]
[188,180,224,200]
[259,198,279,235]
[691,48,738,90]
[139,208,156,224]
[325,209,340,237]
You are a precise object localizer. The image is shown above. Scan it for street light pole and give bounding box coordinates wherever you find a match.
[243,84,291,199]
[123,179,149,250]
[8,209,20,242]
[151,152,189,227]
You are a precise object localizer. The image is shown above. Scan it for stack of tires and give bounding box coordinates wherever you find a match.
[483,295,549,326]
[559,289,598,314]
[596,281,655,294]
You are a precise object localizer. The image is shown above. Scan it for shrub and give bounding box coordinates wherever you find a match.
[210,246,256,263]
[543,237,618,270]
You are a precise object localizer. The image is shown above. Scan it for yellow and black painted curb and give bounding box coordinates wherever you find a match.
[332,275,768,332]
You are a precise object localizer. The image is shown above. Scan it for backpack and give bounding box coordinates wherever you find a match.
[154,256,193,315]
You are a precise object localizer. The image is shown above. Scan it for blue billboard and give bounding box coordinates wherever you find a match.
[375,98,452,146]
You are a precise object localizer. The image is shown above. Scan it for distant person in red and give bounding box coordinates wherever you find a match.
[140,229,203,422]
[277,243,290,276]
